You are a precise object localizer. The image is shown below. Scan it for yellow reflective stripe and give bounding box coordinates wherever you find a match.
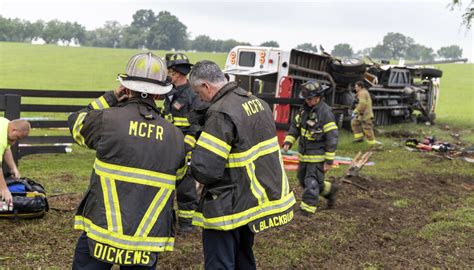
[196,132,231,159]
[325,152,335,161]
[298,153,325,163]
[109,178,123,233]
[323,122,337,133]
[177,210,195,219]
[192,192,296,230]
[354,133,364,139]
[278,151,290,196]
[176,164,188,180]
[91,101,100,110]
[184,135,196,148]
[72,112,87,147]
[99,96,109,108]
[101,177,113,232]
[134,189,171,237]
[173,117,190,127]
[245,163,269,205]
[300,127,316,141]
[367,139,376,145]
[301,202,317,213]
[90,96,110,110]
[226,137,279,168]
[284,135,296,145]
[321,181,332,196]
[94,159,176,190]
[164,114,173,123]
[74,216,175,252]
[101,177,122,233]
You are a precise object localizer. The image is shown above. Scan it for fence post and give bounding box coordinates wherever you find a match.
[3,94,21,172]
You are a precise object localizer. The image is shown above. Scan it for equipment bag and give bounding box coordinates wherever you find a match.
[0,177,49,219]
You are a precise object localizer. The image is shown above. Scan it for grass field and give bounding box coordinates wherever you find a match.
[0,42,473,268]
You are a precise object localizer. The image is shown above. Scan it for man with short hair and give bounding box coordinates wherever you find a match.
[283,81,338,216]
[69,52,186,269]
[163,53,204,233]
[189,60,296,269]
[0,118,30,205]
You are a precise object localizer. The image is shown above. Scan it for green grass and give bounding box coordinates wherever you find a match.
[419,194,474,245]
[392,198,411,208]
[0,42,473,268]
[433,63,474,127]
[0,42,227,91]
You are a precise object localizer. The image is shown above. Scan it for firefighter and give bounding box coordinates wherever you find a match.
[163,53,205,233]
[189,60,296,269]
[282,81,338,216]
[351,80,381,146]
[69,52,186,269]
[0,118,30,205]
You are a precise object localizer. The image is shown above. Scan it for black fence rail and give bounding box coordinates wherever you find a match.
[0,88,106,166]
[0,88,301,168]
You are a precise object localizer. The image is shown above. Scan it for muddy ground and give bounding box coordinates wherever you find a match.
[0,173,473,269]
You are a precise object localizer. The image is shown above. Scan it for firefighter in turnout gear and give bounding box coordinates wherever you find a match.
[69,52,186,269]
[283,81,338,216]
[351,81,380,146]
[163,53,204,233]
[189,61,296,270]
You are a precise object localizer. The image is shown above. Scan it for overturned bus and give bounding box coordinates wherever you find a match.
[223,46,442,145]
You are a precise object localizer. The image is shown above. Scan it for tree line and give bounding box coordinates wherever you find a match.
[0,10,253,52]
[0,11,464,60]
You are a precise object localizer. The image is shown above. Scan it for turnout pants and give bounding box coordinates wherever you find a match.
[351,117,376,145]
[177,170,198,228]
[202,226,256,270]
[72,233,158,270]
[297,162,333,213]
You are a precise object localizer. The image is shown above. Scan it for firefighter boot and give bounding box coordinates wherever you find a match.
[326,184,338,209]
[178,218,195,234]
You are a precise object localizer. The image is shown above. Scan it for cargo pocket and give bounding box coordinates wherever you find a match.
[202,185,235,217]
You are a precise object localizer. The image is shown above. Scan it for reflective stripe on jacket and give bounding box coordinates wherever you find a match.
[191,82,296,231]
[284,101,338,164]
[68,92,186,252]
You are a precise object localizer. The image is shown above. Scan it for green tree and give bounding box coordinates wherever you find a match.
[27,20,44,41]
[42,20,63,44]
[296,43,318,52]
[437,45,463,59]
[369,44,391,59]
[191,35,214,51]
[260,40,279,47]
[450,0,473,29]
[121,9,156,49]
[84,21,122,48]
[382,32,414,59]
[406,44,435,62]
[148,11,187,50]
[331,43,353,57]
[131,9,157,29]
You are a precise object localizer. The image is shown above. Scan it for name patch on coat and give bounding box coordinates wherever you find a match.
[88,240,157,266]
[242,99,265,116]
[248,209,294,233]
[129,121,164,140]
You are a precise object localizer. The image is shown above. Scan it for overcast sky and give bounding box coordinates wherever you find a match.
[1,0,472,61]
